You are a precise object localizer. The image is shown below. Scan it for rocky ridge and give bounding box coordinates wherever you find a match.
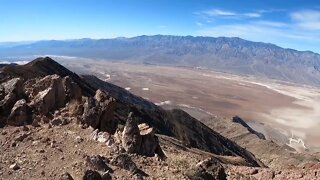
[0,57,319,179]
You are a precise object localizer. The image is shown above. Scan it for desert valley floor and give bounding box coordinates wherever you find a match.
[40,57,320,152]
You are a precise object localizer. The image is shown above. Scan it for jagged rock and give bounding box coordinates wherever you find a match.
[82,97,101,128]
[63,76,82,102]
[7,99,31,126]
[111,153,138,173]
[98,98,117,134]
[94,89,109,102]
[138,123,160,157]
[122,112,142,154]
[121,113,164,157]
[29,75,66,114]
[85,155,111,172]
[186,158,226,180]
[82,90,117,134]
[0,78,24,116]
[94,89,117,133]
[83,170,102,180]
[59,172,74,180]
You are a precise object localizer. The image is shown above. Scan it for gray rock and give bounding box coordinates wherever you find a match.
[82,97,101,128]
[0,78,24,116]
[111,154,138,173]
[63,76,82,102]
[82,90,117,134]
[83,170,102,180]
[122,112,142,154]
[29,75,66,114]
[7,99,31,126]
[186,158,226,180]
[85,155,111,172]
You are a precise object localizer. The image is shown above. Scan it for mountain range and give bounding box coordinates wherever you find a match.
[1,35,320,86]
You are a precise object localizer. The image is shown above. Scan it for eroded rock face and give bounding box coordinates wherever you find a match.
[121,113,164,157]
[138,123,160,157]
[63,76,82,102]
[82,89,117,134]
[186,158,226,180]
[82,97,101,128]
[0,78,24,115]
[29,75,66,114]
[122,112,142,154]
[7,99,31,126]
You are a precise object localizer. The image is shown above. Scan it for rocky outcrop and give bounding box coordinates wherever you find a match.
[122,112,142,154]
[0,78,24,127]
[83,97,101,128]
[82,89,117,134]
[186,158,226,180]
[0,78,24,115]
[7,99,31,126]
[0,57,262,167]
[121,112,164,157]
[138,123,164,157]
[63,76,82,102]
[29,75,66,114]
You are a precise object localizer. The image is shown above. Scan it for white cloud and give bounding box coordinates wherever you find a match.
[290,10,320,30]
[198,8,262,18]
[254,21,288,28]
[196,22,204,27]
[196,21,320,52]
[243,13,261,18]
[203,9,236,16]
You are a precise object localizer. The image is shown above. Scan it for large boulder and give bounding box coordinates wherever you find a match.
[138,123,161,157]
[7,99,31,126]
[29,75,66,114]
[0,78,24,127]
[121,113,164,157]
[186,158,227,180]
[122,112,142,154]
[0,78,24,115]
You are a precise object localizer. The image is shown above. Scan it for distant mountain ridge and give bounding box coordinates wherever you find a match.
[1,35,320,86]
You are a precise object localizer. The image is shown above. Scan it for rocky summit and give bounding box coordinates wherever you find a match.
[0,57,319,179]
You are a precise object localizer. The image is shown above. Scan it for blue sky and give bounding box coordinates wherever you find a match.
[0,0,320,52]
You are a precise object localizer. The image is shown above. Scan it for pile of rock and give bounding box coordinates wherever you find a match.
[122,112,164,157]
[0,74,83,127]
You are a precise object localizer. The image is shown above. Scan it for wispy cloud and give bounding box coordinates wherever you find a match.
[194,8,320,52]
[197,8,262,18]
[254,20,288,28]
[290,10,320,30]
[203,9,236,16]
[196,22,204,27]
